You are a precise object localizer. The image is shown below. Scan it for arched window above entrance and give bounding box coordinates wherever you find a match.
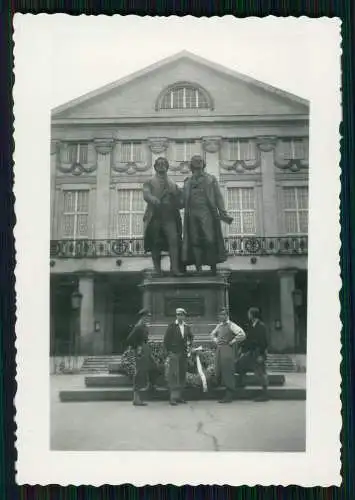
[156,82,213,111]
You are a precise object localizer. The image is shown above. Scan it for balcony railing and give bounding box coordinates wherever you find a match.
[50,236,308,259]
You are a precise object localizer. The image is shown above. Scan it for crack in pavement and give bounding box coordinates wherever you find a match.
[196,420,220,451]
[186,403,221,451]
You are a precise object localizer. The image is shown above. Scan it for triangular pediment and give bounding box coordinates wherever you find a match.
[52,51,309,120]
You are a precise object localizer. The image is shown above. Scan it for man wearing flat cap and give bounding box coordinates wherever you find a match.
[163,308,193,405]
[211,307,246,403]
[126,308,159,406]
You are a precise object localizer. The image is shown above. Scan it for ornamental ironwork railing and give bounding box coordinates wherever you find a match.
[50,236,308,259]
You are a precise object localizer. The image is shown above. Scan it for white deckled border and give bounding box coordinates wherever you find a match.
[13,14,342,486]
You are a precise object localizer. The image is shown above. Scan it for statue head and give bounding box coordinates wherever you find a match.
[189,155,206,173]
[154,156,169,174]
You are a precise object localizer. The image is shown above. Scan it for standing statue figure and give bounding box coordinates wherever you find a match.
[182,155,233,274]
[143,157,184,276]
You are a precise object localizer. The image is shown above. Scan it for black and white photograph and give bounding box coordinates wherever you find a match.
[14,15,341,486]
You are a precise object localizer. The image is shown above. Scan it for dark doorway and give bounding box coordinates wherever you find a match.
[295,271,307,353]
[112,283,142,354]
[51,282,75,355]
[229,279,263,332]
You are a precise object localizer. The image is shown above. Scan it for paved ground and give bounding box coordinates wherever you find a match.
[51,375,306,452]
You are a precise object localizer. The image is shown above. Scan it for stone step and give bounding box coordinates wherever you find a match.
[107,362,295,375]
[80,353,297,374]
[59,385,305,403]
[84,373,286,388]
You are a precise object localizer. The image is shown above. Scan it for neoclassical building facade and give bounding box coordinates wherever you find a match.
[50,51,309,356]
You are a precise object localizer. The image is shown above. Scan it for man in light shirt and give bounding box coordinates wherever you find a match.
[164,308,193,405]
[211,307,246,403]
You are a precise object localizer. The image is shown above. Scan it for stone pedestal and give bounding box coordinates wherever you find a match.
[140,269,231,341]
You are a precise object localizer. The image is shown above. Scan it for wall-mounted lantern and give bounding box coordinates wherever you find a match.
[274,320,282,330]
[292,289,303,307]
[71,290,83,310]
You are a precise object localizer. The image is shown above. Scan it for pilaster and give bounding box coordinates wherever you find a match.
[94,139,114,239]
[202,136,222,179]
[147,137,169,165]
[278,268,297,349]
[78,272,95,354]
[50,140,60,237]
[256,136,279,236]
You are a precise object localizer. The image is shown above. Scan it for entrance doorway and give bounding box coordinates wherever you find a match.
[51,282,75,355]
[229,281,262,332]
[112,283,142,353]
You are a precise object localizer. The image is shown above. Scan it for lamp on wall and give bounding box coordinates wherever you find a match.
[292,289,303,308]
[71,290,83,310]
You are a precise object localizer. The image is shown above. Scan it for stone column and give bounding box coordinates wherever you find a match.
[78,273,95,355]
[278,269,297,350]
[50,140,60,237]
[148,137,169,166]
[202,136,222,180]
[256,136,279,236]
[94,139,114,239]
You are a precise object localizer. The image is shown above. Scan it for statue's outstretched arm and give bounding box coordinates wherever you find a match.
[212,177,233,224]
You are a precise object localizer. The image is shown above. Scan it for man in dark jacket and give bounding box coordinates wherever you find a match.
[143,157,183,276]
[163,308,193,405]
[126,308,159,406]
[236,307,269,402]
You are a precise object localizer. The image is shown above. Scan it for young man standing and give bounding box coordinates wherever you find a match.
[211,307,246,403]
[164,308,193,406]
[236,307,269,402]
[126,308,158,406]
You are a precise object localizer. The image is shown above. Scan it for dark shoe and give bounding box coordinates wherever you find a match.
[133,401,148,406]
[218,397,233,404]
[169,400,178,406]
[253,391,269,402]
[133,391,147,406]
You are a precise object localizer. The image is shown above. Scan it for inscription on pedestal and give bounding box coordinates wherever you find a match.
[164,297,205,317]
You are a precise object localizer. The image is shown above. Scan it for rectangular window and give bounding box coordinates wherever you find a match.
[226,139,256,161]
[120,142,143,163]
[282,186,309,234]
[174,140,201,162]
[280,139,308,160]
[61,190,89,239]
[116,189,145,237]
[63,143,88,164]
[226,187,256,235]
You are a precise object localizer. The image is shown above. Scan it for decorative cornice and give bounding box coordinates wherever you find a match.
[255,136,278,152]
[112,141,150,175]
[56,142,97,176]
[94,138,115,155]
[168,161,191,175]
[147,137,169,154]
[274,138,309,172]
[57,162,97,176]
[202,136,222,153]
[112,162,150,175]
[220,139,261,173]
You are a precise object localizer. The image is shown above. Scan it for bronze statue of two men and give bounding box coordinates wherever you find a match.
[143,155,233,276]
